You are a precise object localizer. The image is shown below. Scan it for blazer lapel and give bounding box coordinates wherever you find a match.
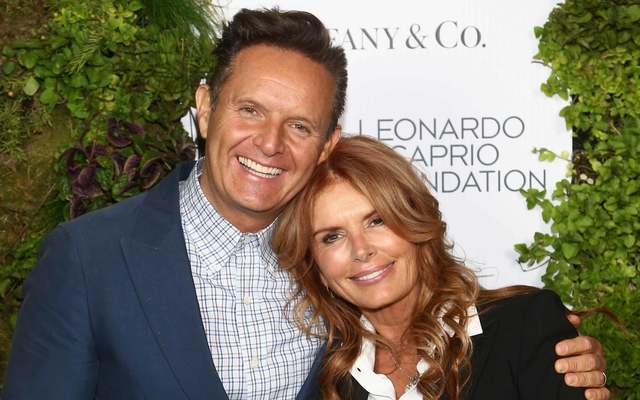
[298,342,369,400]
[121,162,228,400]
[463,310,500,399]
[295,343,325,400]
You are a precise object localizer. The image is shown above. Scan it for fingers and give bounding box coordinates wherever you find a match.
[566,313,581,328]
[564,370,607,387]
[585,388,610,400]
[556,336,603,357]
[555,353,606,374]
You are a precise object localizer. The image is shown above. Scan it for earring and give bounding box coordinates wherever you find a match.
[325,284,335,298]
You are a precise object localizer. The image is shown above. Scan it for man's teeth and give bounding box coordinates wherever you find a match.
[238,156,283,178]
[352,264,392,281]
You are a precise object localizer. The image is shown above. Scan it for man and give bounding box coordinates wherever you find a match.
[3,8,609,400]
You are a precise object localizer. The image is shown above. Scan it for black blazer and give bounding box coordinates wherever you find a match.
[339,290,585,399]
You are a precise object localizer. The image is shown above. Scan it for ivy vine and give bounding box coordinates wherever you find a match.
[518,0,640,397]
[0,0,217,377]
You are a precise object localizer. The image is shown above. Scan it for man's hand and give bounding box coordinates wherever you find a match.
[556,314,610,400]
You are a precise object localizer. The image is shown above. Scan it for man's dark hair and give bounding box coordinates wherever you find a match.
[207,8,348,135]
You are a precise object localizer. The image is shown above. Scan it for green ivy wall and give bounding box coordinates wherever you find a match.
[0,0,217,380]
[517,1,640,398]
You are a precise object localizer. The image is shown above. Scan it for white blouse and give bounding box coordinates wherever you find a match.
[350,306,483,400]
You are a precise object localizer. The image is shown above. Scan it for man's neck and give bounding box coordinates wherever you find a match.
[224,212,275,233]
[197,175,278,233]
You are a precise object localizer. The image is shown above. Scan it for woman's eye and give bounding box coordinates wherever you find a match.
[370,216,384,227]
[321,232,340,244]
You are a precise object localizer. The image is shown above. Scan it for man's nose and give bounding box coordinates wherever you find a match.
[253,121,285,157]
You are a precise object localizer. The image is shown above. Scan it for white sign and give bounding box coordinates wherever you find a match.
[210,1,571,288]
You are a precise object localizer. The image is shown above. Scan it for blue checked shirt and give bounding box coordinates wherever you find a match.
[178,160,322,399]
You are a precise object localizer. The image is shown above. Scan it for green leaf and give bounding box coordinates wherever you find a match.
[70,73,89,88]
[7,39,40,49]
[2,61,16,75]
[67,101,90,119]
[561,243,578,259]
[2,45,16,57]
[623,235,635,248]
[49,36,67,50]
[573,12,592,24]
[33,65,53,78]
[0,278,11,298]
[22,76,40,96]
[95,167,113,190]
[128,0,144,12]
[111,173,130,196]
[624,5,640,22]
[17,51,40,69]
[40,87,60,105]
[537,149,556,162]
[533,26,544,38]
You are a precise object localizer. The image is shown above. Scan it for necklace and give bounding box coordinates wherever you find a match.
[388,349,420,392]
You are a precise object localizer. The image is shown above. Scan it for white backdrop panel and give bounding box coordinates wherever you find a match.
[213,1,571,288]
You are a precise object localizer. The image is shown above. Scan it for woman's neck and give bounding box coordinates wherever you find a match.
[361,285,420,343]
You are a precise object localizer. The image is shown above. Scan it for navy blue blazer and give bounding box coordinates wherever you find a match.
[337,290,584,400]
[3,162,324,400]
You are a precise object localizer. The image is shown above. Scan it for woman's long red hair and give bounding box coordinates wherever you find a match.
[273,136,535,399]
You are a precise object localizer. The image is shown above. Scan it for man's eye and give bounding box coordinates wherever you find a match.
[321,232,341,244]
[240,105,257,115]
[290,122,310,134]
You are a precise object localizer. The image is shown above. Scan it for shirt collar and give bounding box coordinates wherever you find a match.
[257,222,280,274]
[179,158,280,275]
[350,305,483,396]
[358,304,483,338]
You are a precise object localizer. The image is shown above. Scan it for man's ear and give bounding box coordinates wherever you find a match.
[318,124,342,164]
[195,85,212,139]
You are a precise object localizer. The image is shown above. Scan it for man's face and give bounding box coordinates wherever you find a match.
[195,44,341,232]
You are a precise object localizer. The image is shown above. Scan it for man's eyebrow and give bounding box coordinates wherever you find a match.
[233,96,263,107]
[233,97,321,130]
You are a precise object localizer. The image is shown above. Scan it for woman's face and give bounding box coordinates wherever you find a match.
[311,181,419,313]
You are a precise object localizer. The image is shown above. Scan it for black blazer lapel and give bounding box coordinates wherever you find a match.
[121,162,228,400]
[462,310,500,400]
[340,378,369,400]
[300,342,368,400]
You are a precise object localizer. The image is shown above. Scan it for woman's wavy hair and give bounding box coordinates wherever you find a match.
[273,135,520,399]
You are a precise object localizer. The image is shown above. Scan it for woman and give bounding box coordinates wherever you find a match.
[273,136,584,400]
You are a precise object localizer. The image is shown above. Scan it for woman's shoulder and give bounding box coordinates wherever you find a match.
[477,289,569,326]
[468,292,582,400]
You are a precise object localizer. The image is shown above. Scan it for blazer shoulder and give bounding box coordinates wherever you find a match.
[478,289,567,325]
[58,160,193,240]
[471,290,582,399]
[60,192,148,236]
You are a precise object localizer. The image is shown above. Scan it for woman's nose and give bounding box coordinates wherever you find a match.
[351,235,376,262]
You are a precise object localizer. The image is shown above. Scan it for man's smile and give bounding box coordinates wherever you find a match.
[237,156,284,179]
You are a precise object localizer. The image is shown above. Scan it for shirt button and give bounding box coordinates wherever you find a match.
[249,357,259,369]
[243,294,252,305]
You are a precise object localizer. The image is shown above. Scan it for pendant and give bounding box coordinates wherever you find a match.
[405,374,420,392]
